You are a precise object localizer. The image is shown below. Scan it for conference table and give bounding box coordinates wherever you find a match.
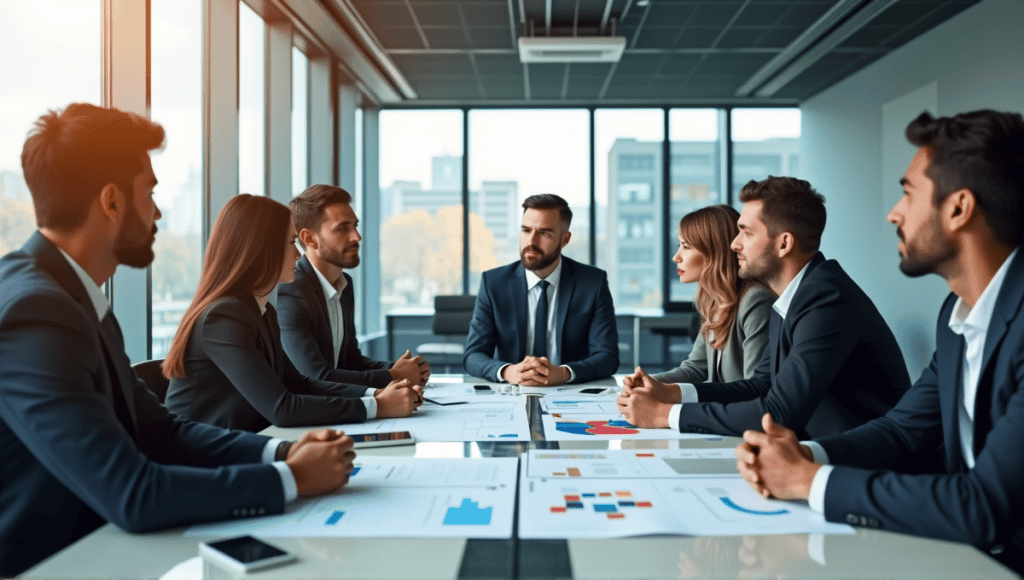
[23,376,1018,580]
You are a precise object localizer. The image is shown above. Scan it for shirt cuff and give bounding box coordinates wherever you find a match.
[261,438,283,464]
[496,364,510,383]
[807,533,827,566]
[272,461,298,503]
[808,464,834,513]
[668,404,683,431]
[561,365,575,383]
[361,396,377,420]
[678,383,699,403]
[363,387,376,397]
[803,441,830,464]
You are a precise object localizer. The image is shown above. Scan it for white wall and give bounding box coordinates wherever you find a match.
[800,0,1024,378]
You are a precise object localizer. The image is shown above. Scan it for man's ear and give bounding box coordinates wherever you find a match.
[776,232,796,258]
[299,228,317,249]
[560,230,571,248]
[944,188,976,233]
[97,183,124,222]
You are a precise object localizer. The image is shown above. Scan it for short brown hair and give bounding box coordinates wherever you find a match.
[21,103,165,232]
[289,184,352,247]
[522,193,572,228]
[738,176,826,253]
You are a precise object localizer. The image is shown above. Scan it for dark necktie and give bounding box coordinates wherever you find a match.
[533,280,550,358]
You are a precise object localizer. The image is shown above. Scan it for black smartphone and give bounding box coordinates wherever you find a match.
[579,387,610,395]
[473,385,494,394]
[200,535,296,574]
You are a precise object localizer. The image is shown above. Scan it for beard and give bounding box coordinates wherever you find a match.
[320,240,360,269]
[897,216,954,278]
[520,244,560,272]
[113,203,156,268]
[737,251,781,285]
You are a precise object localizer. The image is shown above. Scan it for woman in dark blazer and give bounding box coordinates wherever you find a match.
[163,194,421,432]
[653,205,774,384]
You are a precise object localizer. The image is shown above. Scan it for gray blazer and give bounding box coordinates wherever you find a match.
[653,284,774,384]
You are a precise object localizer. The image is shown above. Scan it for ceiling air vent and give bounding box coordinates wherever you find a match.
[518,36,626,63]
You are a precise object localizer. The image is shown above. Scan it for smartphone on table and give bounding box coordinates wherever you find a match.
[349,431,415,448]
[200,535,296,575]
[579,387,610,395]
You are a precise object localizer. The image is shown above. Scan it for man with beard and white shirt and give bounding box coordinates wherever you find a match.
[463,194,618,385]
[279,184,430,390]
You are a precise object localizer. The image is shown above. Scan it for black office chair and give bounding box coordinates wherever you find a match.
[416,295,476,373]
[132,359,170,404]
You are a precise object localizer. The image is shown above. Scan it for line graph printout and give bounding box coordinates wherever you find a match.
[539,398,620,414]
[526,449,740,479]
[518,452,853,539]
[186,457,517,539]
[337,401,530,441]
[540,412,706,441]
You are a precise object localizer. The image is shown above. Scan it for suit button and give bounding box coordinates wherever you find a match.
[991,544,1005,555]
[859,516,869,526]
[846,514,858,525]
[232,509,239,516]
[259,508,266,515]
[868,518,879,528]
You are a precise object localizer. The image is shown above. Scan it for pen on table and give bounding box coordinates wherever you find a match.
[422,396,467,406]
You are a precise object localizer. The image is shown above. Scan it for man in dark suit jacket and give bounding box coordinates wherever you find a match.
[0,103,354,577]
[464,194,619,385]
[279,185,429,389]
[620,177,910,437]
[737,110,1024,574]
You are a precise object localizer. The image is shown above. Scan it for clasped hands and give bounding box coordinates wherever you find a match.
[615,366,681,428]
[390,349,431,385]
[284,428,357,496]
[501,356,570,386]
[735,413,822,501]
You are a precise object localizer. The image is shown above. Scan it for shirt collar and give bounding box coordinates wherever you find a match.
[772,259,812,320]
[524,257,563,291]
[57,248,110,321]
[311,261,348,301]
[949,247,1019,336]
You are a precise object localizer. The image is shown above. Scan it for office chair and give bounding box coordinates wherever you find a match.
[416,295,476,373]
[132,359,170,404]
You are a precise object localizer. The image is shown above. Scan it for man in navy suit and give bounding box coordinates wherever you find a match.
[279,184,430,389]
[736,109,1024,573]
[0,104,355,576]
[463,194,619,385]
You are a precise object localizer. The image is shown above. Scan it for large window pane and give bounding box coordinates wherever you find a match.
[291,47,308,196]
[239,2,265,196]
[151,0,203,358]
[731,108,802,206]
[468,109,590,294]
[379,110,463,314]
[353,108,363,330]
[0,1,100,255]
[596,109,665,309]
[668,109,724,303]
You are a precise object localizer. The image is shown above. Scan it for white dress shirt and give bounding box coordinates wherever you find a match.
[497,259,576,383]
[56,248,298,503]
[309,264,378,418]
[805,248,1019,512]
[667,260,812,430]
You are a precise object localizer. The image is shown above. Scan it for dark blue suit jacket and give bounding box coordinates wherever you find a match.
[278,255,392,388]
[679,253,911,437]
[463,257,619,383]
[0,233,284,576]
[816,248,1024,569]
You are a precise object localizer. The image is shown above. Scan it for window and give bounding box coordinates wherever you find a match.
[238,2,265,196]
[731,108,801,206]
[594,109,664,308]
[468,109,590,294]
[668,109,724,303]
[291,46,308,196]
[150,0,203,358]
[0,1,100,256]
[378,110,463,315]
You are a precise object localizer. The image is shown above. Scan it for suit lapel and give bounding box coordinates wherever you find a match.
[299,256,333,354]
[940,330,967,473]
[25,232,140,440]
[513,265,528,359]
[554,258,575,362]
[768,311,782,377]
[265,304,286,379]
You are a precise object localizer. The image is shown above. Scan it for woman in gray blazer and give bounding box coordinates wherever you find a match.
[162,194,422,432]
[654,205,774,384]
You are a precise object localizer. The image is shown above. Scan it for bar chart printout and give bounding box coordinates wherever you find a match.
[185,457,517,539]
[518,451,853,538]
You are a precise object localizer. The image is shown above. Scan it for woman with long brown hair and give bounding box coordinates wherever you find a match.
[163,194,421,432]
[652,204,774,384]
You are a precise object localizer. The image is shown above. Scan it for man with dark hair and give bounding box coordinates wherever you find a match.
[464,193,618,385]
[736,110,1024,574]
[279,184,429,389]
[0,104,356,576]
[619,176,910,437]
